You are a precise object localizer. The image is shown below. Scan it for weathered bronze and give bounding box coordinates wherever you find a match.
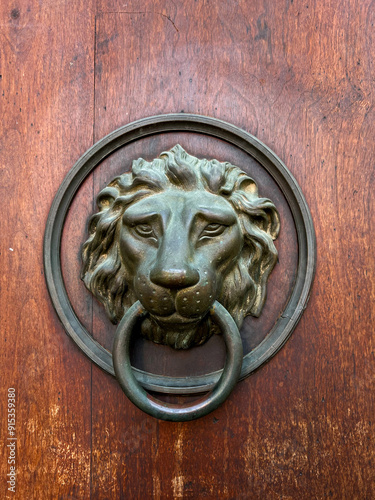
[77,143,281,420]
[44,114,316,399]
[81,145,280,350]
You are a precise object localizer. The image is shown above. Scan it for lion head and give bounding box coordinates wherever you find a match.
[81,145,280,349]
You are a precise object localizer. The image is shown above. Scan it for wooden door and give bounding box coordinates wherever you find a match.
[1,0,374,498]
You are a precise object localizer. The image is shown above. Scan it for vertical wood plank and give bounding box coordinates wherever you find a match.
[0,1,95,497]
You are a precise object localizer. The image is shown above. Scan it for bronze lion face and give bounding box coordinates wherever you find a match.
[81,145,280,349]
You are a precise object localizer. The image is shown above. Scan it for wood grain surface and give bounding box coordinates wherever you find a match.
[1,0,375,499]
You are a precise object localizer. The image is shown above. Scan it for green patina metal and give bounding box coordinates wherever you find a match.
[44,114,316,420]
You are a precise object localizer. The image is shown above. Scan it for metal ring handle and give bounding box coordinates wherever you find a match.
[113,300,243,421]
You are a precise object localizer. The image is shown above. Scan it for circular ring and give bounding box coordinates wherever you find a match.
[113,301,243,421]
[44,113,316,394]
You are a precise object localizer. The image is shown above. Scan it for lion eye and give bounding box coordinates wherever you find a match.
[200,223,226,238]
[134,223,155,238]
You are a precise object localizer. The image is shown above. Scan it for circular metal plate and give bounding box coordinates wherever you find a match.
[44,114,316,394]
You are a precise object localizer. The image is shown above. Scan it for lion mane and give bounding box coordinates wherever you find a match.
[81,144,280,337]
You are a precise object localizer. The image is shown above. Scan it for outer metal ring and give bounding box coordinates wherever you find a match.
[44,113,316,394]
[113,301,243,421]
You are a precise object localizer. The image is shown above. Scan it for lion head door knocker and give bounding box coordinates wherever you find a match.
[44,115,315,422]
[81,145,279,420]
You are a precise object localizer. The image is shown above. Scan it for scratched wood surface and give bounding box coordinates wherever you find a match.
[1,0,375,499]
[0,0,95,498]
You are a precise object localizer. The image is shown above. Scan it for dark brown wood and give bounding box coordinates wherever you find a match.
[1,0,375,498]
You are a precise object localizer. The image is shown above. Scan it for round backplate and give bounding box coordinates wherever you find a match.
[44,114,316,394]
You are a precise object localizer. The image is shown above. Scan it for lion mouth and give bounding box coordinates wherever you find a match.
[151,312,203,325]
[140,312,212,349]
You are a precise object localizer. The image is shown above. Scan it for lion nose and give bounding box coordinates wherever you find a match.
[150,267,200,289]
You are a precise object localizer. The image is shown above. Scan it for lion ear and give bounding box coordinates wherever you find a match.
[243,204,280,317]
[251,203,280,240]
